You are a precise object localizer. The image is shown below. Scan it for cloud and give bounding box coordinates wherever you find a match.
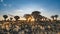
[3,3,12,7]
[1,0,3,2]
[8,9,24,16]
[8,4,12,7]
[15,9,23,12]
[3,4,7,6]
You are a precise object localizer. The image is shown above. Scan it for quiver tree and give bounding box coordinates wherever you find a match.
[3,15,8,21]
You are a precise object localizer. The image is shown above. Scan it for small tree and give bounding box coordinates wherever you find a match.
[3,15,8,21]
[24,14,32,22]
[51,16,54,21]
[54,15,58,20]
[31,11,41,21]
[14,16,20,21]
[10,17,13,21]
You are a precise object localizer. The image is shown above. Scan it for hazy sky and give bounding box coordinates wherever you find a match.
[0,0,60,20]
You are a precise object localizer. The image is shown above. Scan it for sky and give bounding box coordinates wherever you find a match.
[0,0,60,20]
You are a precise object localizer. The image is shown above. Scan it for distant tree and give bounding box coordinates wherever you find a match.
[24,14,32,22]
[42,16,47,21]
[42,16,45,21]
[54,15,58,20]
[31,11,41,15]
[14,16,20,21]
[38,15,42,19]
[3,15,8,21]
[31,11,41,21]
[37,15,42,21]
[45,17,47,20]
[10,17,13,21]
[51,16,54,21]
